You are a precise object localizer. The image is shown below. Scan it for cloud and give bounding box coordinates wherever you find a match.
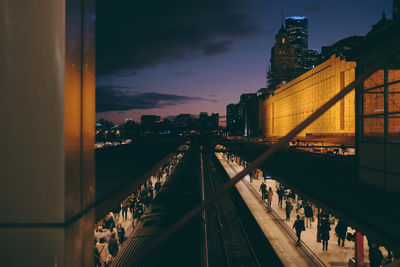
[174,71,193,76]
[96,85,207,112]
[304,5,323,13]
[96,0,261,76]
[203,41,233,56]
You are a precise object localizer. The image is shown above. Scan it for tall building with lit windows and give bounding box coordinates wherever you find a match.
[285,16,309,75]
[268,16,320,91]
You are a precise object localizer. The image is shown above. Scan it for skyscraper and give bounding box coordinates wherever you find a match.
[285,16,308,75]
[226,103,241,135]
[239,94,259,137]
[305,49,321,70]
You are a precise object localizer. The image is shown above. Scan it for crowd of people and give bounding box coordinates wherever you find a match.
[224,152,398,266]
[94,153,183,267]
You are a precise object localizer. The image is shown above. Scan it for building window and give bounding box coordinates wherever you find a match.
[282,63,288,69]
[362,69,400,143]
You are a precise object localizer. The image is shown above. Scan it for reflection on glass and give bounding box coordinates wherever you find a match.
[364,92,384,116]
[388,115,400,142]
[364,70,384,89]
[388,69,400,83]
[363,116,384,140]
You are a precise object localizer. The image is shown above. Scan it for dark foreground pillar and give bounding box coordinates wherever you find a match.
[0,0,95,266]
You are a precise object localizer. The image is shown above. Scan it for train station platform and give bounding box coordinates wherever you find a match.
[111,171,170,237]
[215,152,372,267]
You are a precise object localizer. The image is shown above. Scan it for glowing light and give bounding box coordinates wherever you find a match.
[286,16,307,20]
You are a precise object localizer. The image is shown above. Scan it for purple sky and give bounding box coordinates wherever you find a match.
[96,0,393,125]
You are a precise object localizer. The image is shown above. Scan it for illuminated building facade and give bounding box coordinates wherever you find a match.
[260,55,356,137]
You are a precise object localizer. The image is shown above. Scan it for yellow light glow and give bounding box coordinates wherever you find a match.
[260,55,356,137]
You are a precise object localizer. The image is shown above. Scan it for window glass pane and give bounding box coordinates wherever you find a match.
[364,70,384,90]
[364,92,384,115]
[388,69,400,83]
[388,93,400,114]
[363,116,384,140]
[388,115,400,143]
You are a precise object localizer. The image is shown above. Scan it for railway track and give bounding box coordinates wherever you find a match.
[223,152,326,267]
[202,152,261,267]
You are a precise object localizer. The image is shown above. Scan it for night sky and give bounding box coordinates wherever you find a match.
[96,0,393,125]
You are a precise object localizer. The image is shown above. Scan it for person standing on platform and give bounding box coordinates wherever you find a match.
[369,243,383,267]
[112,203,121,224]
[285,200,293,221]
[128,193,135,218]
[320,216,331,250]
[293,215,305,246]
[277,187,284,207]
[108,232,119,258]
[335,220,347,247]
[117,223,126,246]
[155,178,161,195]
[259,182,267,200]
[267,187,273,207]
[304,203,313,228]
[121,198,129,221]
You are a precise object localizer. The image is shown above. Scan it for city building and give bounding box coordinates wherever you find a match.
[199,112,209,131]
[267,25,296,90]
[346,16,400,195]
[239,93,259,136]
[141,115,161,134]
[175,113,192,133]
[267,16,320,91]
[226,103,242,135]
[321,36,364,62]
[210,113,219,130]
[198,112,219,133]
[260,4,400,196]
[260,55,356,137]
[305,49,321,70]
[285,16,309,76]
